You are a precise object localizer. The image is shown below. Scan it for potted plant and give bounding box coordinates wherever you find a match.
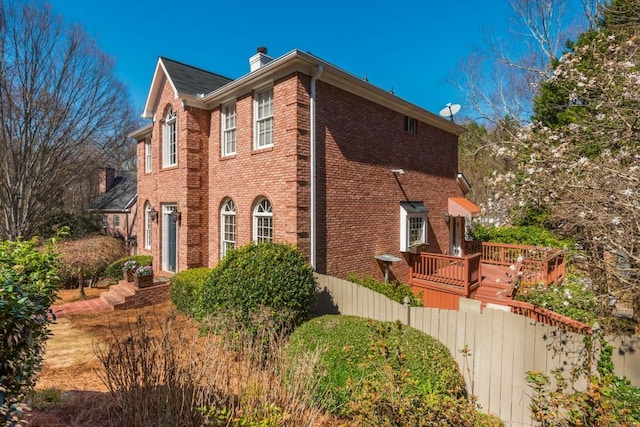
[123,260,138,282]
[134,265,154,289]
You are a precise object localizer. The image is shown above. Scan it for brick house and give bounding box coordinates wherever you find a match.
[89,167,138,250]
[129,48,478,283]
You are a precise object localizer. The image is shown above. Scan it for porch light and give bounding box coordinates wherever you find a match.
[170,210,181,223]
[149,207,158,221]
[375,254,402,282]
[444,212,451,223]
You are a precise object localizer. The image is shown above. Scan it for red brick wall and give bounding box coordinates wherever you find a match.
[137,69,462,285]
[136,80,210,274]
[315,81,463,283]
[207,73,304,266]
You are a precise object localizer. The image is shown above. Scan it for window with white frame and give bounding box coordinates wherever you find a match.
[144,203,152,249]
[144,139,152,173]
[222,104,236,156]
[399,201,428,252]
[113,215,120,228]
[253,197,273,243]
[220,199,236,258]
[162,107,177,167]
[102,215,108,229]
[254,88,273,149]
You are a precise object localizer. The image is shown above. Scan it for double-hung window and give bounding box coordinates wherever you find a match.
[399,201,428,251]
[220,199,236,258]
[163,107,177,167]
[113,215,121,228]
[253,198,273,243]
[144,139,152,173]
[254,88,273,149]
[222,104,236,156]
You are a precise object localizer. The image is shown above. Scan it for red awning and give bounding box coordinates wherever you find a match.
[448,197,481,217]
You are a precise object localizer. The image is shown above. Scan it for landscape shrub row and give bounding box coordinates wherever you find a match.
[347,272,423,306]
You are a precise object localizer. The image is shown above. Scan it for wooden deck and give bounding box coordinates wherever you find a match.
[407,242,591,333]
[410,241,566,310]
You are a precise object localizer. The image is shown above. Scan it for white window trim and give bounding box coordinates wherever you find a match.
[220,199,236,258]
[253,87,274,149]
[221,103,237,157]
[162,107,177,168]
[162,204,178,273]
[253,197,273,243]
[144,203,152,249]
[399,201,428,252]
[113,215,120,228]
[144,139,152,173]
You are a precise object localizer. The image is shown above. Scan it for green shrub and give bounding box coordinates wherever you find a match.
[286,315,466,418]
[57,235,127,290]
[104,255,153,279]
[515,273,597,324]
[347,273,422,306]
[470,224,568,248]
[170,267,212,319]
[200,243,316,333]
[0,236,61,424]
[528,336,640,426]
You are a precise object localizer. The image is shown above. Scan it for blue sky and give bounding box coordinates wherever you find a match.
[46,0,581,118]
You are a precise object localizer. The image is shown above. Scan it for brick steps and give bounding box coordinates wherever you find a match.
[100,278,170,310]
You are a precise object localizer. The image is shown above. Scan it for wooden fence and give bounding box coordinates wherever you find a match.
[315,274,640,427]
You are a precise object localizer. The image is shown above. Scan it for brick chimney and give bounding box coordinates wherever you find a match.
[99,167,116,193]
[249,46,273,72]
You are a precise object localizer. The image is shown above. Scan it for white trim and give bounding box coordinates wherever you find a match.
[399,202,428,252]
[144,139,152,173]
[220,199,236,258]
[221,103,237,157]
[253,198,273,243]
[144,202,152,250]
[162,107,177,167]
[253,87,274,149]
[162,204,178,273]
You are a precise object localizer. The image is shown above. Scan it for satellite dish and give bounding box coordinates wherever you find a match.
[439,103,461,122]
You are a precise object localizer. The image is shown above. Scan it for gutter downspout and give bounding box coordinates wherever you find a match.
[310,65,323,270]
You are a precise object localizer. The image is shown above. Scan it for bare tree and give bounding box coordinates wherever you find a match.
[454,0,605,126]
[0,1,138,239]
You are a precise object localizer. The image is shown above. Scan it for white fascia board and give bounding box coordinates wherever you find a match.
[201,49,465,136]
[142,58,180,119]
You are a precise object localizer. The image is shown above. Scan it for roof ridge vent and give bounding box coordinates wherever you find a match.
[249,46,274,72]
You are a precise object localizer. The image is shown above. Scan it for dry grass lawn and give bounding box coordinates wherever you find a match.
[26,299,184,426]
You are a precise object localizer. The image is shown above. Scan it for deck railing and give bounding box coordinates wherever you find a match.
[412,252,481,295]
[466,241,566,286]
[507,299,592,334]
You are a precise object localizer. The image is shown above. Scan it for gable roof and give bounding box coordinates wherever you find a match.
[143,57,232,118]
[89,171,137,213]
[141,50,465,136]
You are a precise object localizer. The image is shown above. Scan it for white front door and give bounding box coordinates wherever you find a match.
[162,204,178,272]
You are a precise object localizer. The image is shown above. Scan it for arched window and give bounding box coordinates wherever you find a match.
[144,202,152,249]
[162,106,177,167]
[253,197,273,243]
[220,199,236,258]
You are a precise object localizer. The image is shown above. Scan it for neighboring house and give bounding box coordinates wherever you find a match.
[129,48,479,283]
[89,167,138,251]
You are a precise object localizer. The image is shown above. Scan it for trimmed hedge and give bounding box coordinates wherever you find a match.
[169,267,212,319]
[200,242,316,332]
[286,315,466,417]
[104,255,153,279]
[347,273,423,306]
